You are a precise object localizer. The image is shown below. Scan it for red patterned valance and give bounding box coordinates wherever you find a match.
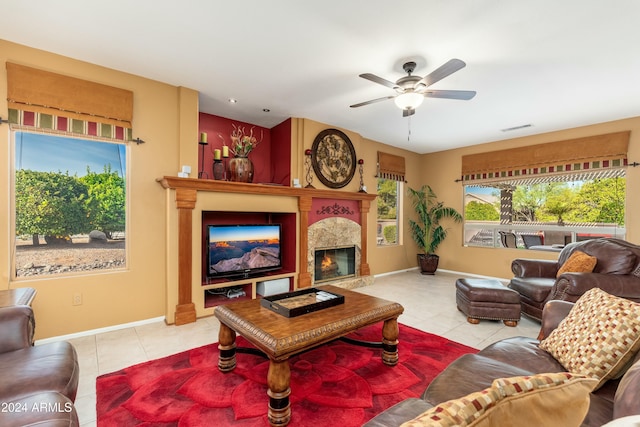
[6,62,133,141]
[461,131,629,185]
[463,157,628,185]
[8,108,132,141]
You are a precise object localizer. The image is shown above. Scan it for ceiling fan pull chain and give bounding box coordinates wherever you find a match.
[407,115,412,142]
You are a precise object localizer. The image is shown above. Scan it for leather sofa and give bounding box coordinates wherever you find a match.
[508,238,640,320]
[0,305,80,427]
[364,300,640,426]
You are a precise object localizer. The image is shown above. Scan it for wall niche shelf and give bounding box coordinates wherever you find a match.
[158,176,376,325]
[201,210,296,309]
[203,273,296,309]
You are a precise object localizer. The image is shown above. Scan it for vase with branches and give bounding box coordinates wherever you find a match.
[408,185,462,274]
[226,124,263,182]
[229,124,262,157]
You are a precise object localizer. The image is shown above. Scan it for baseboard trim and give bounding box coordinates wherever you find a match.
[35,316,166,345]
[374,267,419,278]
[374,267,510,284]
[437,268,510,284]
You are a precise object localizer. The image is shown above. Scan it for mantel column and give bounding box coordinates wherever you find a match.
[359,199,371,277]
[175,188,197,325]
[298,196,312,288]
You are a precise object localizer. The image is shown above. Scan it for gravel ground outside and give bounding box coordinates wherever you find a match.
[15,236,126,277]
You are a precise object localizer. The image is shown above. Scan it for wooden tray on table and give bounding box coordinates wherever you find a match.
[260,287,344,317]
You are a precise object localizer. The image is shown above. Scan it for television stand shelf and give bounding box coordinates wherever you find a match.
[203,272,296,309]
[204,285,252,307]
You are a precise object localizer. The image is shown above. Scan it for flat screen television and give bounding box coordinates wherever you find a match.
[207,224,282,279]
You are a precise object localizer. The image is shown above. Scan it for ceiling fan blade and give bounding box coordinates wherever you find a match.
[423,89,476,100]
[350,95,396,108]
[416,58,467,88]
[402,108,415,117]
[359,73,400,90]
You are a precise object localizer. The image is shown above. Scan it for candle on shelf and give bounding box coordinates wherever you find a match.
[200,132,207,143]
[222,145,229,158]
[214,149,221,160]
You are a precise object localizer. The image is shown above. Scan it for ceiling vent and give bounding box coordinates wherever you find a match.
[501,124,533,132]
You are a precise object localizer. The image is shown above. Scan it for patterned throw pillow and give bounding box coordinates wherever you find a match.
[400,387,501,427]
[556,250,597,277]
[539,288,640,390]
[399,372,596,427]
[632,262,640,277]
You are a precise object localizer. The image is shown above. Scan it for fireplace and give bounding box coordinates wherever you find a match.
[314,246,356,284]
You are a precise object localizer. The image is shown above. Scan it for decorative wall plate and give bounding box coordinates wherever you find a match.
[311,129,357,189]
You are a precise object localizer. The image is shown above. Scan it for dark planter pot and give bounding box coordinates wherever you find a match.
[417,253,439,275]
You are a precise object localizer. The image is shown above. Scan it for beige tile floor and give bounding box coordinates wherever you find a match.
[64,270,541,426]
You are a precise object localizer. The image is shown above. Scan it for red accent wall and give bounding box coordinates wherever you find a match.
[198,113,273,184]
[309,199,360,226]
[270,118,292,186]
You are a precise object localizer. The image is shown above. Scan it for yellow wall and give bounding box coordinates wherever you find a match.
[0,39,196,339]
[421,117,640,279]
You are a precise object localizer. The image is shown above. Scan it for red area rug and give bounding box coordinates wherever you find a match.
[96,323,477,426]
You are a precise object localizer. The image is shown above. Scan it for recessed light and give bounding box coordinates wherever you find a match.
[228,98,238,104]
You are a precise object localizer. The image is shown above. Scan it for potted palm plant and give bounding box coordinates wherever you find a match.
[408,185,462,275]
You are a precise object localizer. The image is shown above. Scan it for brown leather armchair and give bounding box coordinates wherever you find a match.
[508,238,640,321]
[0,305,80,427]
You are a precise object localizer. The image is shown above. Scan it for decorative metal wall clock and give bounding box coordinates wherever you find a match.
[311,129,357,188]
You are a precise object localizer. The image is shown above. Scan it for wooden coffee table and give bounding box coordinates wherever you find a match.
[214,285,404,426]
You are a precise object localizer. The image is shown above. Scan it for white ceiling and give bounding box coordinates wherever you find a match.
[2,1,640,154]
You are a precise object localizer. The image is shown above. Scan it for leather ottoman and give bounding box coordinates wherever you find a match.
[455,278,521,326]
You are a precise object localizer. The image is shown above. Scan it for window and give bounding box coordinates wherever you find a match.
[461,131,629,250]
[464,176,626,249]
[377,178,400,246]
[13,131,127,278]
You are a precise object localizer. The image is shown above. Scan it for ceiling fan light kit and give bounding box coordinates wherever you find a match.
[394,92,424,110]
[351,58,476,117]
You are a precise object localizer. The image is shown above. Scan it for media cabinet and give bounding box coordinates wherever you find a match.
[158,177,376,325]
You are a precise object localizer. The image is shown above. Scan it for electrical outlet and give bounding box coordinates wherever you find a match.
[72,293,82,306]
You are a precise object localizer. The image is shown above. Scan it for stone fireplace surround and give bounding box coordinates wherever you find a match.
[159,177,376,325]
[308,217,373,289]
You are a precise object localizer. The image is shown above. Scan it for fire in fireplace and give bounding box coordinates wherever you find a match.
[314,245,356,284]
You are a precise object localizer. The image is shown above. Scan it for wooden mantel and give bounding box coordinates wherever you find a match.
[158,176,378,201]
[158,176,377,325]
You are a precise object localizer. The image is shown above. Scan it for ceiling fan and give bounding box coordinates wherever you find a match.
[350,58,476,117]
